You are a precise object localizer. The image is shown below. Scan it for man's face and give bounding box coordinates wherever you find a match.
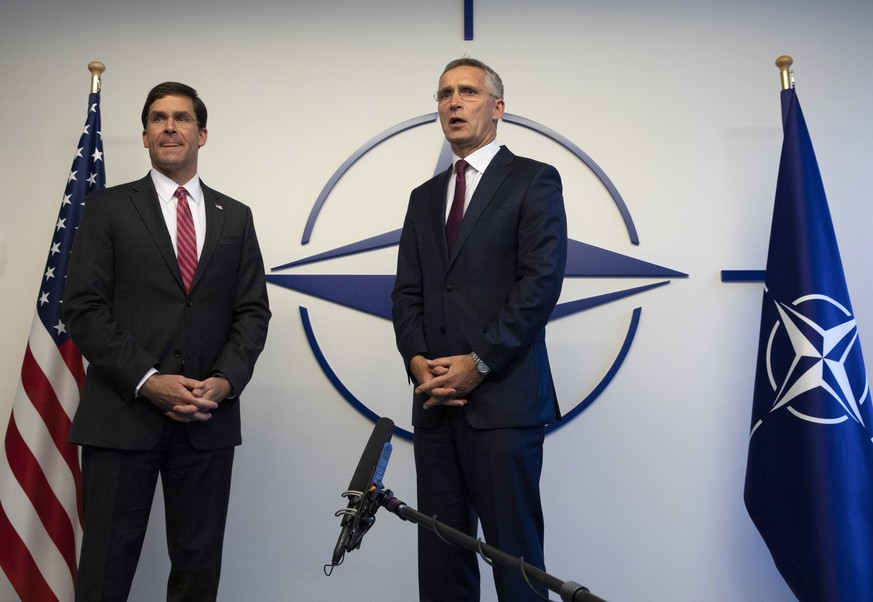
[142,94,207,184]
[437,66,505,158]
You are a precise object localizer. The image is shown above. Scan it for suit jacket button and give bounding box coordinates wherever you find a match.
[439,327,446,335]
[445,285,454,292]
[173,349,183,358]
[185,299,193,307]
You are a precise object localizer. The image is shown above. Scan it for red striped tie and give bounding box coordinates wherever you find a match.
[175,187,198,292]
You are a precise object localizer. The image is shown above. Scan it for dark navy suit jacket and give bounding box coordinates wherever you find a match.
[392,146,567,429]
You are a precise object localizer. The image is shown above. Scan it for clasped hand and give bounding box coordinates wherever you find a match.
[140,374,232,422]
[411,354,486,410]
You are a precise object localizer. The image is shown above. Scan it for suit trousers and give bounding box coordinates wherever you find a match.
[414,408,547,602]
[76,421,235,602]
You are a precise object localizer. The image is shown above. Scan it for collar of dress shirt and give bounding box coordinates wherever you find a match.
[149,168,203,207]
[452,139,501,175]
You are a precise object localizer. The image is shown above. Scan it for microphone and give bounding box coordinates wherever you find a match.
[330,417,395,566]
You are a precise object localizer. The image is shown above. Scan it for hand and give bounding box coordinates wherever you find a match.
[408,355,462,410]
[192,375,233,403]
[139,373,218,422]
[414,354,486,410]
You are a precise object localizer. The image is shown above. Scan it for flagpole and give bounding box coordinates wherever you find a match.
[88,60,104,94]
[775,55,793,90]
[0,61,106,602]
[746,52,873,600]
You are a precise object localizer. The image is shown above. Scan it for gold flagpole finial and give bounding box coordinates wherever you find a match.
[775,55,793,90]
[88,61,105,94]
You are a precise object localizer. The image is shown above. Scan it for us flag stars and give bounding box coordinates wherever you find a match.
[37,94,105,347]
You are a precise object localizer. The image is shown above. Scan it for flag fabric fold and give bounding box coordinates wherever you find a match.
[0,91,105,601]
[745,87,873,601]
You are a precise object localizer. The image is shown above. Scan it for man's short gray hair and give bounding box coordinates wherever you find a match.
[442,57,504,99]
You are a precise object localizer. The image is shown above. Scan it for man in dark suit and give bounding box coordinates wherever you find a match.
[391,58,567,601]
[64,82,270,601]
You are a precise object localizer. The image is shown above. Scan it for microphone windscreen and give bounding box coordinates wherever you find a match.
[347,417,395,494]
[330,416,396,566]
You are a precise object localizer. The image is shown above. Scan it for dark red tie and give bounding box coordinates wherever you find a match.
[446,159,468,252]
[175,187,198,292]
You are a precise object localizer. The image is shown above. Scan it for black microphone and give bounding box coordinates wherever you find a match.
[330,417,395,565]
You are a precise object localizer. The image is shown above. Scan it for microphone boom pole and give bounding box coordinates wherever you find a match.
[380,491,607,602]
[326,418,607,601]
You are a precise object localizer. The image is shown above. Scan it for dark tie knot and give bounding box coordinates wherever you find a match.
[455,159,468,176]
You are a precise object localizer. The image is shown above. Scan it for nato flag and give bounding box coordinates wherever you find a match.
[744,88,873,600]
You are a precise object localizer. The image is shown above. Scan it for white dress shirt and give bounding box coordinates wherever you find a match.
[444,139,502,222]
[150,169,206,259]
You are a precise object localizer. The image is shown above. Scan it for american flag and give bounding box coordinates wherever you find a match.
[0,91,105,601]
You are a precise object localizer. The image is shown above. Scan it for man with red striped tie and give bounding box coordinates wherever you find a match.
[64,81,271,601]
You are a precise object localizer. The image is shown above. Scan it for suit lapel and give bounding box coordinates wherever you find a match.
[129,175,226,294]
[191,181,225,292]
[130,175,187,290]
[430,168,453,264]
[448,146,515,264]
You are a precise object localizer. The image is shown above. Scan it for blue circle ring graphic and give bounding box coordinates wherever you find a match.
[297,113,644,441]
[302,113,638,245]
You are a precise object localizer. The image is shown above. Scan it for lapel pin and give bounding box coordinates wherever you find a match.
[214,203,223,210]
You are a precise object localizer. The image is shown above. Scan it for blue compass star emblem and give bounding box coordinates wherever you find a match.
[267,113,687,440]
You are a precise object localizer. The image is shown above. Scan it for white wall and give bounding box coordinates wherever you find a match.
[2,0,872,600]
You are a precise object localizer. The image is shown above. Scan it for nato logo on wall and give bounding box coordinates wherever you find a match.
[267,112,686,440]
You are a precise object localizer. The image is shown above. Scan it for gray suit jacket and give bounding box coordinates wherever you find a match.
[64,174,270,450]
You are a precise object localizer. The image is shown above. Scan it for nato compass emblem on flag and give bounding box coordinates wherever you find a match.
[760,292,870,428]
[268,113,687,440]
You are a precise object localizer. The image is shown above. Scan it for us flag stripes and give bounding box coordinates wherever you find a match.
[0,90,105,601]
